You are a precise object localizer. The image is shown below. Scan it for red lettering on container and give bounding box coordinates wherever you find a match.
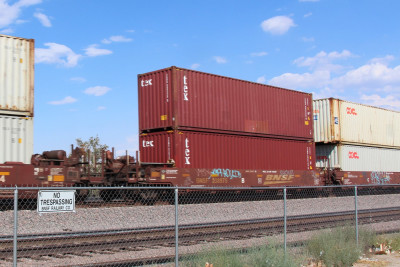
[346,107,357,115]
[348,152,359,159]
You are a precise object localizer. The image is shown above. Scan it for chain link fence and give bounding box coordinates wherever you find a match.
[0,185,400,266]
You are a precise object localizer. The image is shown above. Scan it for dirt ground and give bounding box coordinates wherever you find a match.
[354,252,400,267]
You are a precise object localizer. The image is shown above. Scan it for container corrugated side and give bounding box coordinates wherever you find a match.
[316,143,400,172]
[0,34,34,116]
[140,130,315,170]
[313,98,400,147]
[0,115,33,164]
[139,66,313,140]
[313,98,338,143]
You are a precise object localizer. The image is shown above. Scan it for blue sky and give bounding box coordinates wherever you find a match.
[1,0,400,155]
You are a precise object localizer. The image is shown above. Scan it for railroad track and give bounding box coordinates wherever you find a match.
[1,207,399,265]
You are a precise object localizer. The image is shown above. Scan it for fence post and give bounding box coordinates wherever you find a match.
[175,187,179,267]
[354,186,359,246]
[13,187,18,267]
[284,187,287,255]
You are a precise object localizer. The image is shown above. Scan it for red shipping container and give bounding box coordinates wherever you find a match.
[138,66,313,140]
[140,130,315,171]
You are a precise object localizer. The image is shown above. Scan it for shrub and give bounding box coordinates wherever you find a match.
[182,243,300,267]
[182,247,243,267]
[307,226,376,267]
[245,244,301,267]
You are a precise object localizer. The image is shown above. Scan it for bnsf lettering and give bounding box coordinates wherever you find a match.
[142,140,154,147]
[183,75,189,101]
[265,175,295,181]
[348,152,359,159]
[141,79,153,87]
[346,107,357,115]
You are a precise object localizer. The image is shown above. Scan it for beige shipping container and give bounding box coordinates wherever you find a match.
[316,143,400,172]
[0,115,33,164]
[0,34,34,116]
[313,98,400,148]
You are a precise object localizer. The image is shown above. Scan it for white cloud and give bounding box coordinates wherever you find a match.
[332,62,400,89]
[256,76,267,84]
[304,12,312,18]
[35,43,81,67]
[361,94,400,109]
[84,44,113,57]
[70,77,86,83]
[270,62,400,96]
[312,87,339,100]
[269,50,354,91]
[261,16,295,35]
[269,70,331,90]
[0,0,42,29]
[34,11,51,27]
[191,63,200,69]
[84,86,111,96]
[48,96,77,105]
[368,55,395,65]
[294,50,354,72]
[251,51,268,57]
[267,52,400,110]
[126,29,135,33]
[214,56,227,64]
[102,35,133,44]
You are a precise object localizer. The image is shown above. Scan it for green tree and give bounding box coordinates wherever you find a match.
[76,135,109,173]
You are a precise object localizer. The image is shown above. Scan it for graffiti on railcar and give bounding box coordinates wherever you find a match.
[370,172,391,185]
[209,168,242,180]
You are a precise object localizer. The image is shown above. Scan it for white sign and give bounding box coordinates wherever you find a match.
[37,190,76,213]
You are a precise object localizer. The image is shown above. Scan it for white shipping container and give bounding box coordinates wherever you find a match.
[316,143,400,172]
[0,115,33,164]
[313,98,400,148]
[0,34,34,116]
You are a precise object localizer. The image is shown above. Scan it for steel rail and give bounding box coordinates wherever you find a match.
[0,207,399,260]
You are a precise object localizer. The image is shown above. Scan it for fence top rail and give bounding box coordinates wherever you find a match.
[0,184,399,191]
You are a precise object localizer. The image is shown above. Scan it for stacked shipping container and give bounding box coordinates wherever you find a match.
[140,130,315,170]
[0,34,34,163]
[313,98,400,171]
[0,116,33,164]
[139,66,313,139]
[139,66,315,171]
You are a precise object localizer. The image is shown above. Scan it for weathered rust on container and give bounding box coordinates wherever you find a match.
[0,34,34,116]
[139,66,313,140]
[313,98,400,148]
[140,130,315,171]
